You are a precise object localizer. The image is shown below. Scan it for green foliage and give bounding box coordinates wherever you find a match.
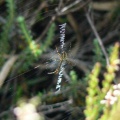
[17,16,40,57]
[36,12,45,22]
[102,43,119,96]
[38,92,43,98]
[84,63,102,120]
[17,17,33,43]
[1,0,15,49]
[17,16,56,70]
[14,85,24,102]
[108,98,120,120]
[111,4,120,21]
[0,0,15,65]
[40,23,56,53]
[84,43,120,120]
[93,39,106,66]
[99,43,120,120]
[70,70,78,84]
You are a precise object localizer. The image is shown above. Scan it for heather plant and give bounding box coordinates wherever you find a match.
[17,15,56,70]
[0,0,15,65]
[84,43,120,120]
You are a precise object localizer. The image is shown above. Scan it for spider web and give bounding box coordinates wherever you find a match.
[0,0,78,116]
[1,0,60,95]
[0,0,94,119]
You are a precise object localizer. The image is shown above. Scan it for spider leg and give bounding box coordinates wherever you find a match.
[48,68,59,74]
[48,60,63,74]
[55,46,62,60]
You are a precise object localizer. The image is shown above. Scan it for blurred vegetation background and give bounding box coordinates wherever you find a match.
[0,0,120,120]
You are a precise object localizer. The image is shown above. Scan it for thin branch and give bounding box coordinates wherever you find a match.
[36,0,86,43]
[92,1,118,11]
[36,16,56,43]
[35,0,63,43]
[60,0,83,13]
[86,12,109,66]
[58,0,90,16]
[68,58,89,73]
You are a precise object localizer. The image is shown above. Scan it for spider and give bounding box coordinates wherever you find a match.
[48,46,69,74]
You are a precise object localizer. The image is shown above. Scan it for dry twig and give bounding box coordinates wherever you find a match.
[86,12,109,66]
[0,55,18,88]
